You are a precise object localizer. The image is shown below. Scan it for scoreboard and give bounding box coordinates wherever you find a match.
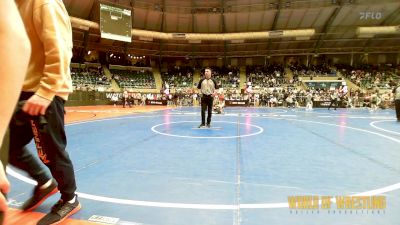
[100,4,132,42]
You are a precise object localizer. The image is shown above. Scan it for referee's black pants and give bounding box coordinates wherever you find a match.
[328,99,337,110]
[9,92,77,201]
[201,95,213,125]
[395,99,400,121]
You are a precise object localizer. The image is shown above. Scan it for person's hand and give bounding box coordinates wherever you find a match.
[0,162,10,212]
[22,95,51,116]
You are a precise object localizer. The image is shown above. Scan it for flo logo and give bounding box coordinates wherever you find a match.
[360,12,383,20]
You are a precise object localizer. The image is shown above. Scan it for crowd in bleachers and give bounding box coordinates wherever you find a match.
[246,64,285,89]
[336,64,399,90]
[289,63,334,77]
[69,62,398,109]
[209,65,240,88]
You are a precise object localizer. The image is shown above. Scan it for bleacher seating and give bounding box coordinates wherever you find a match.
[111,69,156,89]
[290,64,336,77]
[71,65,111,91]
[162,66,193,88]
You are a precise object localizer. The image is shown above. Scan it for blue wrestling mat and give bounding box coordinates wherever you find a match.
[7,107,400,225]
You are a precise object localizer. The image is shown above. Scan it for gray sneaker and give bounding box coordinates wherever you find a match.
[37,195,81,225]
[22,179,58,211]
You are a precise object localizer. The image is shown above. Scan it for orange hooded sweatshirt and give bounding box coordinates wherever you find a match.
[16,0,73,101]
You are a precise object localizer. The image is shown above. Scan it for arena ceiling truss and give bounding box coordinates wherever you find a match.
[64,0,400,58]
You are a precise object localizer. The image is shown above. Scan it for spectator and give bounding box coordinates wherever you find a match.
[10,0,81,224]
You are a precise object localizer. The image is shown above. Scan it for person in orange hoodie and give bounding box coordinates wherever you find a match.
[0,0,31,223]
[10,0,81,224]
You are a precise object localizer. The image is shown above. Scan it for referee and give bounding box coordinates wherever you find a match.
[197,67,219,128]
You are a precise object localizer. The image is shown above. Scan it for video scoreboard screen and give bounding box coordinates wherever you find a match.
[100,4,132,42]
